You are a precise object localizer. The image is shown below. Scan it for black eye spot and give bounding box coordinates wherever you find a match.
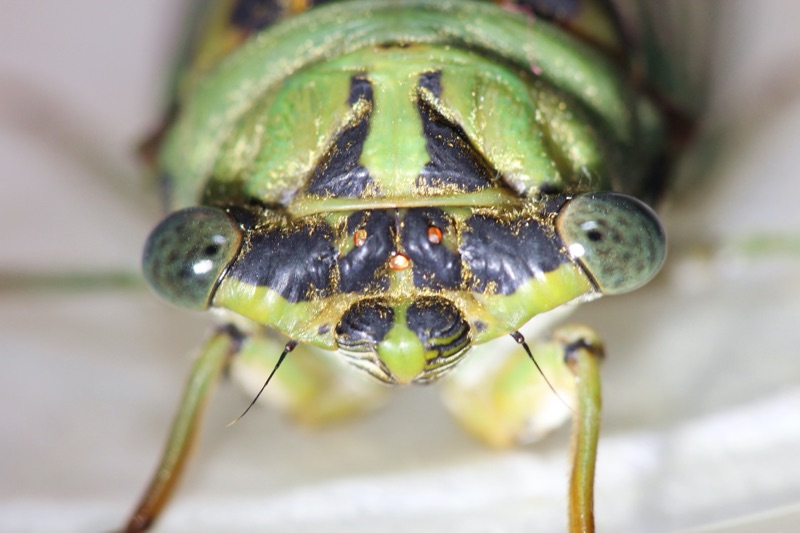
[204,244,220,256]
[586,230,603,242]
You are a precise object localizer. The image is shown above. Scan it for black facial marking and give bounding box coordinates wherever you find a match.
[224,205,261,230]
[339,211,393,293]
[406,298,470,360]
[335,299,394,352]
[539,194,571,217]
[416,72,497,193]
[306,76,376,198]
[402,209,462,290]
[460,214,565,294]
[230,0,283,32]
[227,221,336,302]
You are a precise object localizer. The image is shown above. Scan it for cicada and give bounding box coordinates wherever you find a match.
[124,0,686,530]
[6,3,800,532]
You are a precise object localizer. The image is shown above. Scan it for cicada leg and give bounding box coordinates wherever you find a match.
[441,324,603,533]
[559,326,603,533]
[0,271,144,293]
[123,325,242,533]
[124,325,387,532]
[0,78,155,295]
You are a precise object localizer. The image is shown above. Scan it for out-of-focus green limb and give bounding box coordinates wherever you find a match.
[729,233,800,257]
[556,326,604,533]
[123,325,242,533]
[0,270,145,292]
[441,335,577,449]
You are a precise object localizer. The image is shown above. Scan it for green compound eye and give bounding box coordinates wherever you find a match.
[142,207,243,309]
[556,192,666,295]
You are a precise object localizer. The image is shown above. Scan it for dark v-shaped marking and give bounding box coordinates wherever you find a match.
[305,75,377,198]
[416,70,498,193]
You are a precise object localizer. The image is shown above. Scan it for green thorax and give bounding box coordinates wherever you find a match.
[159,0,664,212]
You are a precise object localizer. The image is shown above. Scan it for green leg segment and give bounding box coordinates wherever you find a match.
[0,270,144,292]
[441,324,604,533]
[123,325,242,533]
[123,327,386,532]
[558,326,604,533]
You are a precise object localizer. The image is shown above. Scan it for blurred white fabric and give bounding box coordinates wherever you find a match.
[1,1,799,532]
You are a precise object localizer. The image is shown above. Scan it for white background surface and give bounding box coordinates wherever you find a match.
[1,1,800,532]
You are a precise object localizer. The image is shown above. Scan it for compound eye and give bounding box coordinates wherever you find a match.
[142,207,243,309]
[556,192,665,295]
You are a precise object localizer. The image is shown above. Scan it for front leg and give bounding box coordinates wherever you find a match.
[559,326,604,533]
[441,324,604,533]
[122,323,388,532]
[123,325,244,533]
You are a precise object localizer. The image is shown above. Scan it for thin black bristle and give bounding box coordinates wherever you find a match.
[227,340,298,427]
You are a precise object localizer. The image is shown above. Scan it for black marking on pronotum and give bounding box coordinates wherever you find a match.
[339,210,393,293]
[335,299,394,353]
[418,70,443,98]
[416,71,497,193]
[227,221,336,302]
[511,0,581,21]
[306,76,376,198]
[460,214,565,294]
[406,297,470,362]
[346,75,373,106]
[402,209,462,290]
[230,0,284,32]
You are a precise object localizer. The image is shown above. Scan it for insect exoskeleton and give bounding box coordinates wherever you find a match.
[143,1,667,384]
[142,0,667,386]
[130,1,671,531]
